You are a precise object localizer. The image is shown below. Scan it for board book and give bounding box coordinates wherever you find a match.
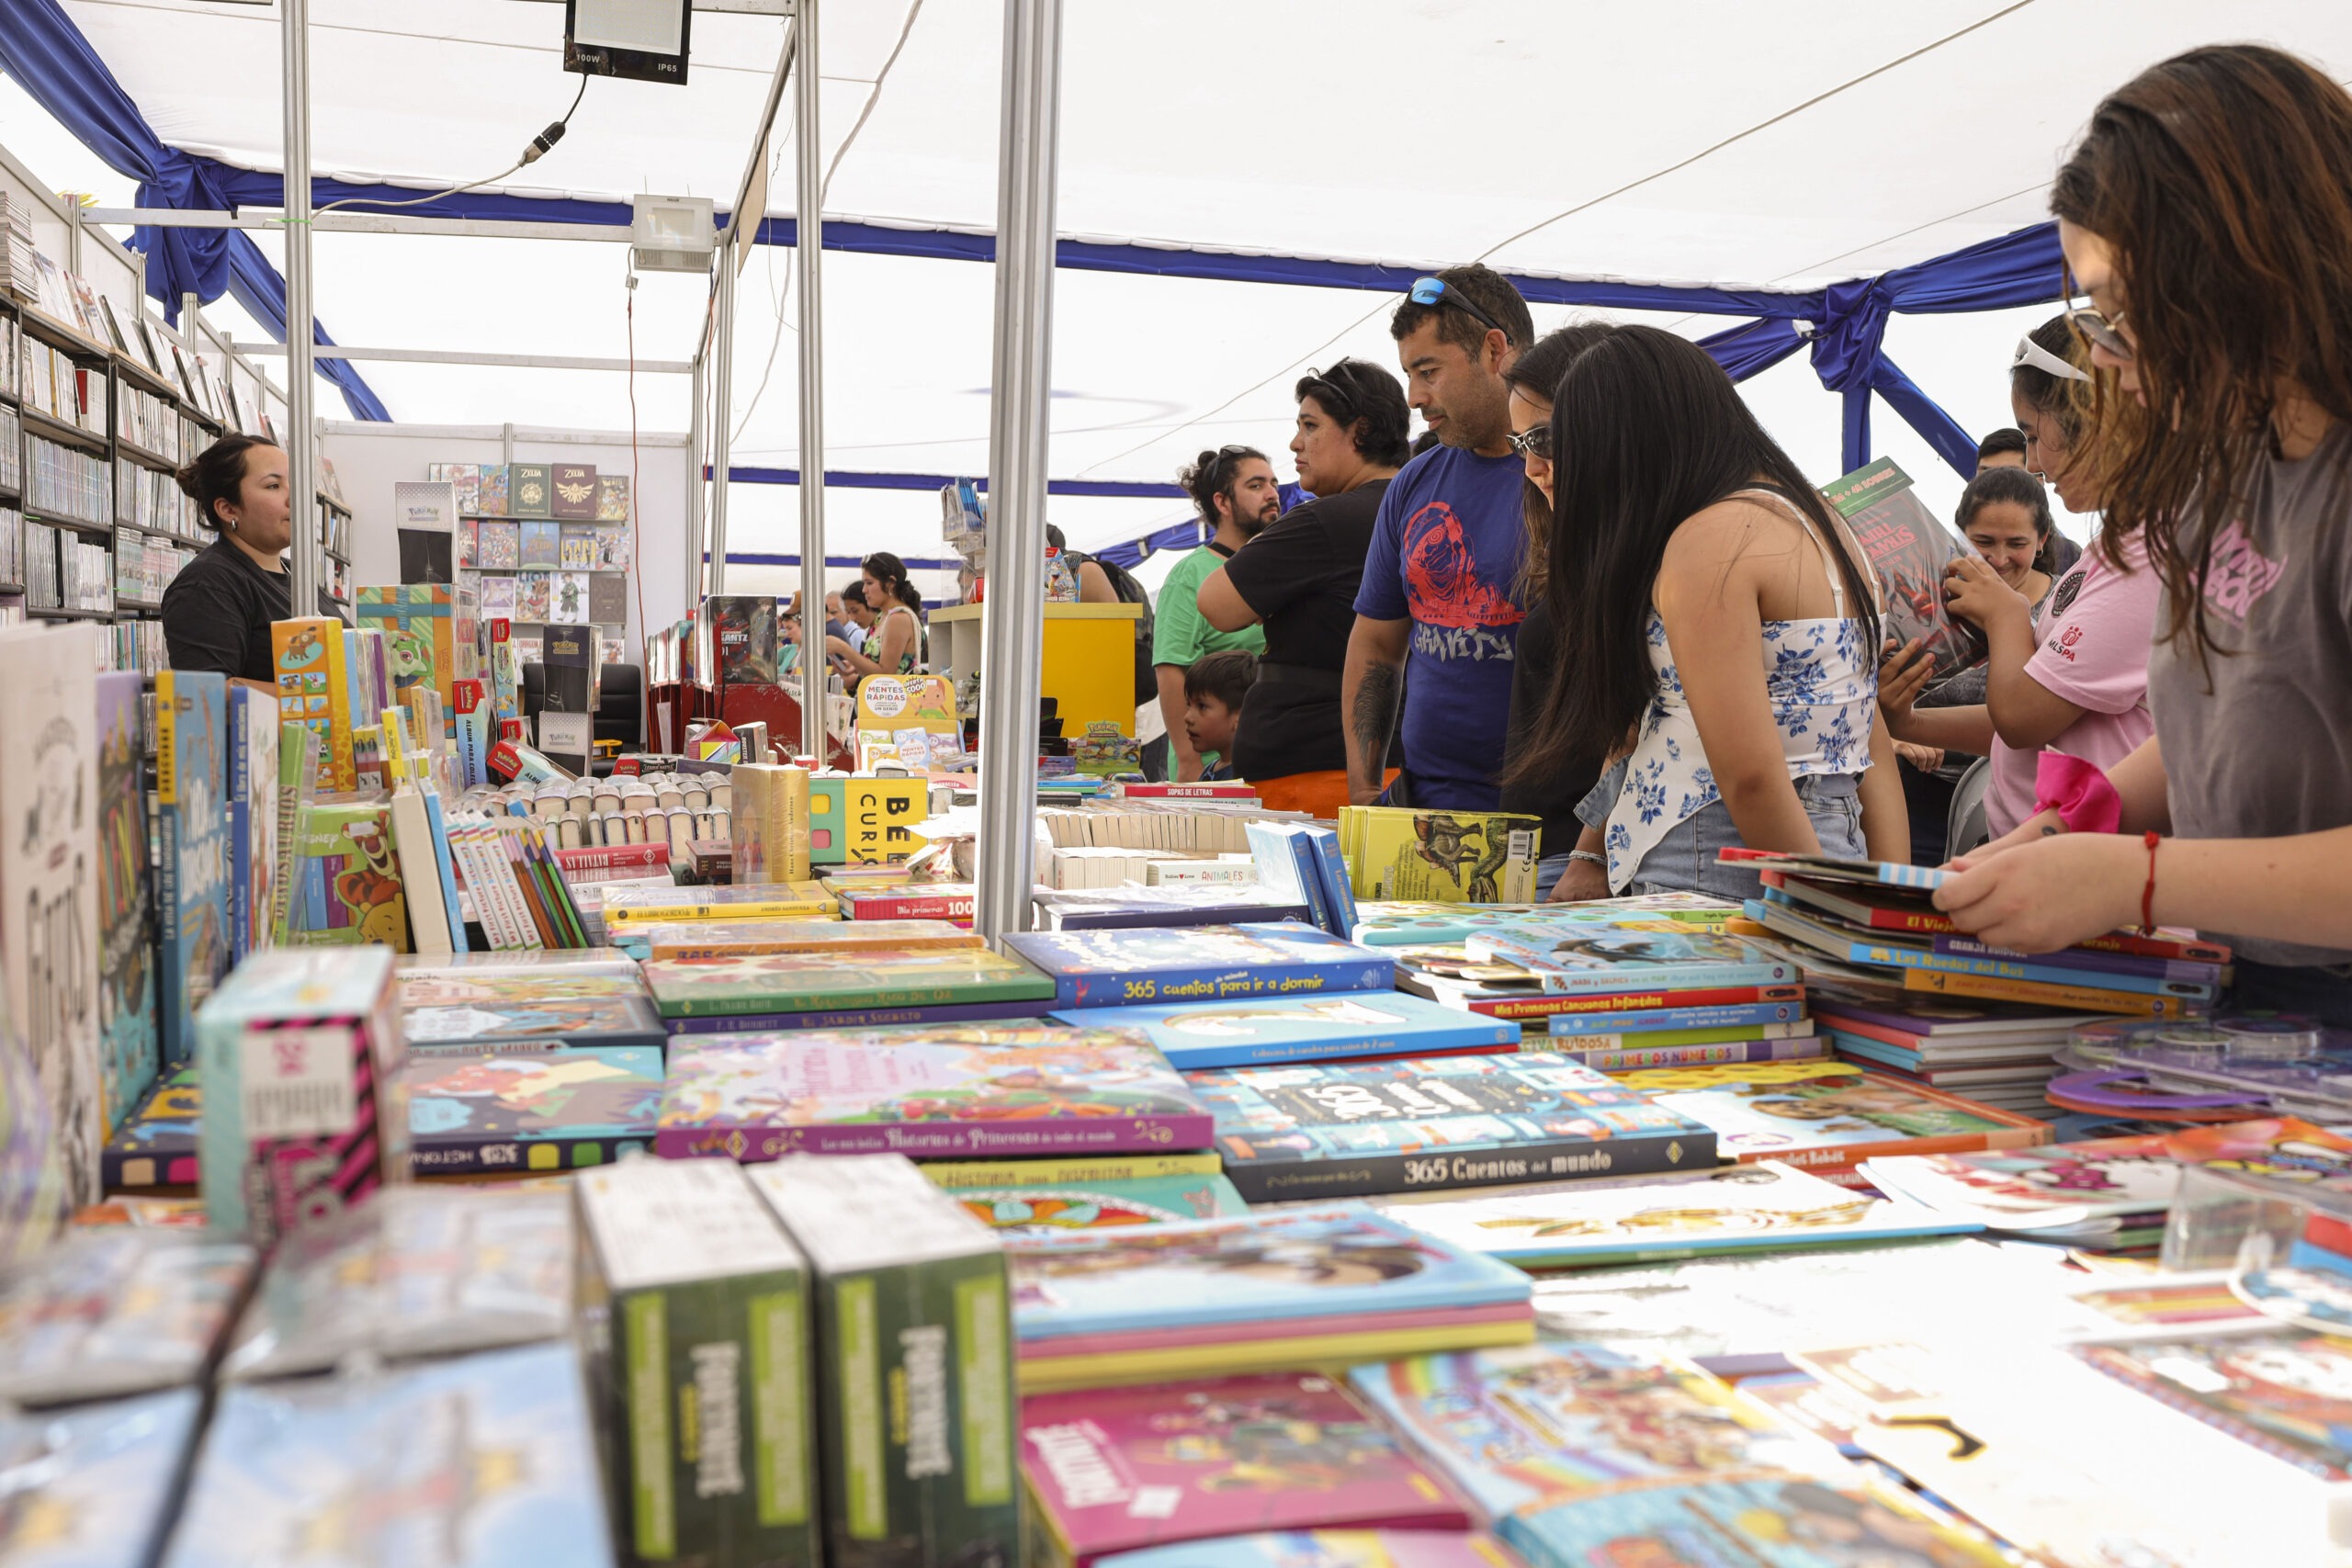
[1051,989,1518,1070]
[1186,1052,1716,1203]
[403,1045,662,1174]
[1005,922,1395,1010]
[642,947,1057,1019]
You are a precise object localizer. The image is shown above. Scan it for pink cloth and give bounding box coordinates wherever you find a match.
[2033,752,2124,834]
[1985,534,2163,836]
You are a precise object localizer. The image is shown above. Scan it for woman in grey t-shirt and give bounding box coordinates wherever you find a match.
[1931,43,2352,1027]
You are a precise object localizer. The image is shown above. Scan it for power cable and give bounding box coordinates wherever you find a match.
[312,74,588,217]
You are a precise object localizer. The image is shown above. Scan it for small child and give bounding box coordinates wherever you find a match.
[1182,649,1258,782]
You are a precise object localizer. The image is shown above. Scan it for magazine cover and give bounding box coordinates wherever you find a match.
[1091,1533,1520,1568]
[1464,927,1799,994]
[1006,923,1395,1010]
[164,1343,613,1568]
[95,671,157,1135]
[1824,456,1984,681]
[102,1064,200,1190]
[1340,807,1541,903]
[1384,1160,1981,1269]
[1054,991,1517,1071]
[1189,1053,1717,1202]
[642,947,1057,1018]
[657,1032,1213,1159]
[1507,1474,2008,1568]
[155,671,232,1069]
[0,1388,202,1568]
[947,1170,1248,1235]
[1023,1374,1473,1564]
[398,992,669,1054]
[403,1046,662,1174]
[1007,1203,1531,1340]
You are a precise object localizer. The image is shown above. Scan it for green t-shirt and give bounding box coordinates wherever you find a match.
[1151,543,1266,671]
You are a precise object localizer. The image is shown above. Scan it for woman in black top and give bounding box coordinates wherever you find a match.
[1195,359,1410,817]
[160,434,298,689]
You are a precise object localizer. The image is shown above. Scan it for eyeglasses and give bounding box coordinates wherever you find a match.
[2064,296,2134,363]
[1506,425,1552,460]
[1408,276,1508,340]
[2009,335,2091,383]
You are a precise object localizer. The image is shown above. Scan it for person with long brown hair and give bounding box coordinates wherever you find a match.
[1935,44,2352,1025]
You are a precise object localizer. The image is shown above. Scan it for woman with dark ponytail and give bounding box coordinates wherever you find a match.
[158,434,297,687]
[825,550,926,678]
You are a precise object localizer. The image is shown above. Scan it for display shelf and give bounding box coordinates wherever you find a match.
[0,389,17,408]
[114,436,177,472]
[126,520,205,547]
[21,406,108,455]
[114,595,163,614]
[27,510,114,538]
[111,353,176,400]
[17,309,106,359]
[25,603,115,621]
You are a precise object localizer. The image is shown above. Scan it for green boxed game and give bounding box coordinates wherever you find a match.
[574,1156,819,1568]
[746,1154,1019,1568]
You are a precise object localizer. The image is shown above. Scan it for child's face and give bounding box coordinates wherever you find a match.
[1184,694,1238,755]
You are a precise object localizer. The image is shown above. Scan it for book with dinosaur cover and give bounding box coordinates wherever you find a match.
[155,671,233,1070]
[403,1045,662,1174]
[1023,1374,1474,1568]
[657,1027,1212,1160]
[573,1156,818,1568]
[1052,990,1519,1071]
[746,1153,1018,1568]
[1005,923,1395,1010]
[95,670,157,1135]
[0,1389,201,1568]
[271,615,356,793]
[643,948,1057,1021]
[225,685,281,963]
[283,799,410,951]
[103,1063,201,1190]
[1337,806,1541,903]
[355,583,458,729]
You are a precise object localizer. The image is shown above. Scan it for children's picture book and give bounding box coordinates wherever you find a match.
[476,463,511,517]
[164,1342,613,1568]
[1022,1374,1474,1567]
[1464,926,1800,994]
[1090,1533,1521,1568]
[658,1029,1213,1160]
[642,947,1057,1019]
[1506,1474,2008,1568]
[519,519,560,569]
[1824,456,1984,681]
[477,519,521,569]
[283,800,409,950]
[1005,922,1396,1010]
[226,685,281,965]
[594,476,632,525]
[403,1045,662,1174]
[589,571,627,626]
[0,1388,201,1567]
[1337,806,1542,903]
[1189,1053,1717,1203]
[155,671,232,1069]
[943,1170,1249,1235]
[95,671,158,1136]
[1385,1160,1981,1269]
[272,615,356,793]
[1052,990,1519,1071]
[103,1064,200,1190]
[550,569,591,624]
[354,583,458,726]
[400,991,669,1054]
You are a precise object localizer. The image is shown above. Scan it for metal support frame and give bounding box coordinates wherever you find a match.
[688,351,708,609]
[707,250,735,595]
[232,341,692,374]
[85,208,636,244]
[973,0,1063,944]
[281,0,320,615]
[793,0,827,760]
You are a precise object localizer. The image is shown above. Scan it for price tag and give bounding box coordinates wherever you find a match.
[237,1025,358,1142]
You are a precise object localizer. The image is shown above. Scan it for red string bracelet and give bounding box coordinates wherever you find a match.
[2140,830,2161,935]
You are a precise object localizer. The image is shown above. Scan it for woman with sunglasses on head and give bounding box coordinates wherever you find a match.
[1934,45,2352,1026]
[1509,325,1904,901]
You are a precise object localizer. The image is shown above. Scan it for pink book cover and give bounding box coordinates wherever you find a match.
[1016,1301,1531,1362]
[1022,1373,1472,1564]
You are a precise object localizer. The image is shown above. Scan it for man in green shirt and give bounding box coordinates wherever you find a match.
[1153,446,1277,780]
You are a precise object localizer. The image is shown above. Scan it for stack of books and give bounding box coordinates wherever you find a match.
[1808,979,2103,1115]
[643,944,1058,1033]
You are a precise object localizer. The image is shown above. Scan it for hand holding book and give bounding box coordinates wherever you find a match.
[1941,553,2033,632]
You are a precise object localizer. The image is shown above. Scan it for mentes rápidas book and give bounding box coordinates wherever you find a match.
[1005,922,1394,1010]
[1053,989,1518,1071]
[656,1024,1213,1160]
[156,670,233,1069]
[642,947,1057,1026]
[920,1152,1249,1237]
[1184,1052,1715,1202]
[401,1045,662,1175]
[1022,1372,1474,1568]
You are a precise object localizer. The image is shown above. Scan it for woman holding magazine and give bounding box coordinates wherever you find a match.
[1507,326,1905,902]
[1934,44,2352,1026]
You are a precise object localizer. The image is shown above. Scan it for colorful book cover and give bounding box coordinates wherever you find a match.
[643,948,1056,1019]
[519,520,560,570]
[1339,807,1541,903]
[668,998,1058,1037]
[163,1343,614,1568]
[0,1228,256,1405]
[1007,1202,1531,1341]
[1023,1375,1473,1565]
[401,992,669,1054]
[709,595,781,685]
[550,569,591,624]
[284,800,409,950]
[456,518,478,569]
[1756,894,2212,1002]
[557,524,596,570]
[1005,923,1395,1010]
[550,463,598,522]
[271,616,356,793]
[594,476,632,525]
[603,881,849,926]
[623,919,979,962]
[510,463,553,521]
[2075,1329,2352,1480]
[1346,895,1736,945]
[155,671,232,1070]
[477,520,521,569]
[516,571,553,623]
[1051,991,1519,1071]
[354,583,457,730]
[101,1064,200,1190]
[1465,927,1800,993]
[944,1171,1249,1236]
[1506,1473,2007,1568]
[1187,1053,1715,1203]
[477,462,510,518]
[95,671,157,1137]
[403,1045,662,1175]
[0,1388,202,1567]
[1826,456,1984,681]
[225,685,281,964]
[1348,1342,1838,1522]
[657,1028,1213,1160]
[1091,1533,1520,1568]
[450,462,481,514]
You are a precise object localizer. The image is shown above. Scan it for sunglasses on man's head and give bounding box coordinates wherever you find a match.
[1408,276,1508,340]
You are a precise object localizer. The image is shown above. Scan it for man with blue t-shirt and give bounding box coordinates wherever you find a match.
[1342,264,1535,810]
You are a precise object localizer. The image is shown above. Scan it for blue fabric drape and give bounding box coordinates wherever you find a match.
[0,0,390,419]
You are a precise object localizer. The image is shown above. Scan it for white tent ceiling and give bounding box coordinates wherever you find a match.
[8,0,2352,563]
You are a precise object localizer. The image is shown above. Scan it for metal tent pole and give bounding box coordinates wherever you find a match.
[708,255,735,596]
[793,0,828,762]
[281,0,319,613]
[688,349,707,610]
[973,0,1063,944]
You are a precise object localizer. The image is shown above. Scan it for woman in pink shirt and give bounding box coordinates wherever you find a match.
[1876,315,2159,840]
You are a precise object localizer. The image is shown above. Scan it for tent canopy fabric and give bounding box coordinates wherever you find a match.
[6,0,2351,563]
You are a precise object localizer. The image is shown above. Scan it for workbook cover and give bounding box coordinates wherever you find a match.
[1005,922,1395,1010]
[156,670,232,1068]
[403,1046,662,1175]
[1188,1052,1714,1202]
[1057,990,1517,1071]
[95,670,157,1134]
[656,1031,1212,1160]
[0,1388,202,1568]
[642,947,1056,1019]
[1023,1374,1473,1566]
[102,1064,200,1190]
[1464,927,1799,994]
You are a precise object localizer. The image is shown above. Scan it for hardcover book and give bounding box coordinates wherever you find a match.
[1004,922,1395,1010]
[510,462,553,520]
[95,671,158,1135]
[1464,927,1800,993]
[516,570,553,623]
[399,991,669,1055]
[225,685,281,964]
[283,800,409,950]
[1023,1374,1473,1567]
[403,1045,662,1174]
[594,476,632,525]
[271,615,356,793]
[476,462,510,517]
[354,583,458,729]
[642,948,1056,1019]
[550,569,592,625]
[1186,1052,1716,1202]
[2075,1328,2352,1480]
[944,1170,1249,1236]
[589,571,627,626]
[477,519,521,569]
[1050,990,1520,1071]
[102,1064,200,1189]
[624,919,981,962]
[156,671,232,1069]
[657,1026,1212,1160]
[746,1154,1019,1568]
[550,462,598,521]
[557,524,595,570]
[1825,456,1984,681]
[519,518,560,568]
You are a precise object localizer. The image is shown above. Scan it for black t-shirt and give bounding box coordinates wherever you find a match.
[161,535,293,683]
[1222,479,1389,780]
[1500,596,1600,856]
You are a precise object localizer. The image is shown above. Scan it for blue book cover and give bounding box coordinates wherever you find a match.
[1007,1201,1529,1340]
[420,791,472,954]
[1004,921,1395,1010]
[1247,822,1330,934]
[1310,828,1360,940]
[224,683,279,964]
[0,1388,201,1568]
[162,1342,614,1568]
[403,1045,661,1174]
[95,671,158,1136]
[1184,1052,1715,1202]
[1466,926,1799,993]
[1455,1000,1806,1035]
[154,671,232,1068]
[1054,990,1518,1071]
